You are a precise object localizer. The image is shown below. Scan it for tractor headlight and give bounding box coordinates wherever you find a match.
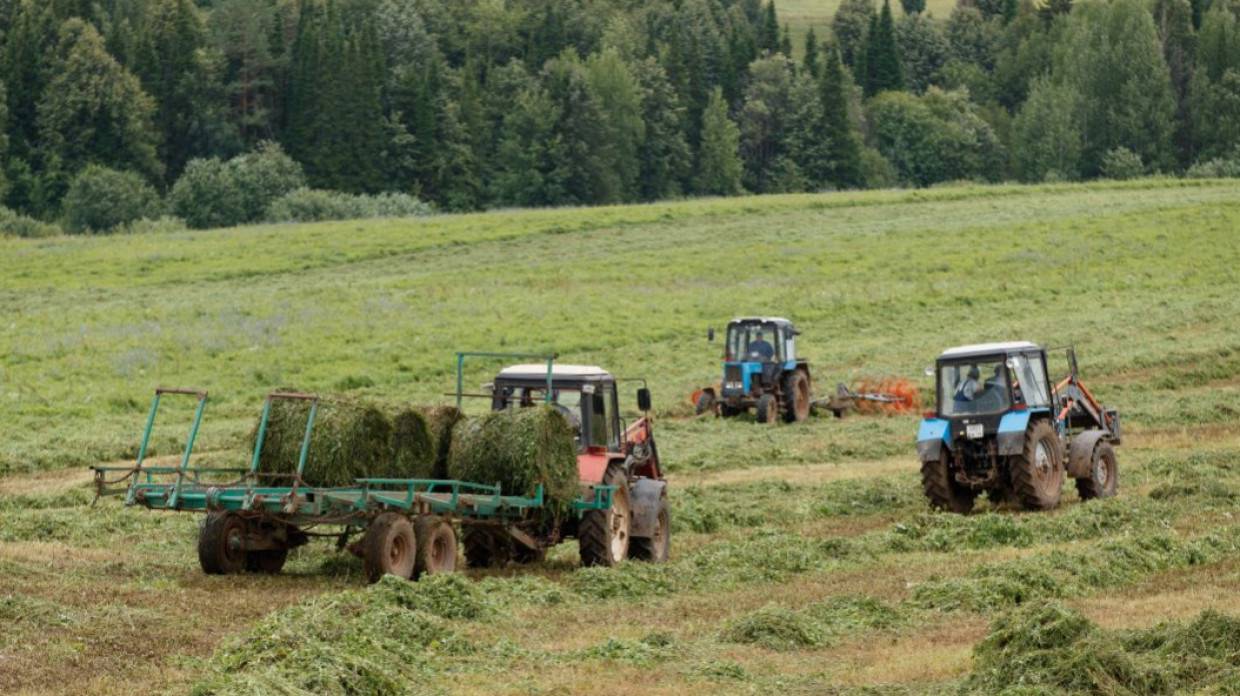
[725,381,744,391]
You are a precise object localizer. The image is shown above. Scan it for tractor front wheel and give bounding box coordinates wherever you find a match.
[579,463,631,567]
[921,451,976,514]
[782,371,811,423]
[363,512,417,583]
[755,394,777,424]
[199,512,250,575]
[1011,420,1065,511]
[1076,441,1118,500]
[414,517,458,578]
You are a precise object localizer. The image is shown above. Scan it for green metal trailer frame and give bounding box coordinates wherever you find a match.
[94,387,613,522]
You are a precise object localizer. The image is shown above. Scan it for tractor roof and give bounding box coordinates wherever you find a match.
[730,316,794,326]
[495,364,614,382]
[939,341,1042,360]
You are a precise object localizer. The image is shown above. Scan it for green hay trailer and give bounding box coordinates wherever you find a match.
[92,386,616,583]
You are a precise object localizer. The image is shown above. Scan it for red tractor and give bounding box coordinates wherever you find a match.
[459,355,669,567]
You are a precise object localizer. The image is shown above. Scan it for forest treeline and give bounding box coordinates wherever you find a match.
[0,0,1238,234]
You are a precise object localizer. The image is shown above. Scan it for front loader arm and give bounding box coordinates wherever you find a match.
[623,416,662,479]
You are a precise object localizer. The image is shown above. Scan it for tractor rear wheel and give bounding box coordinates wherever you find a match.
[363,512,416,583]
[782,371,811,423]
[629,494,670,563]
[579,462,631,567]
[921,451,976,514]
[199,512,249,575]
[755,394,777,424]
[1076,441,1118,500]
[462,526,509,568]
[1011,420,1065,511]
[414,517,458,578]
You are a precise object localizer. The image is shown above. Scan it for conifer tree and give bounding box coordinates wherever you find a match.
[863,0,904,96]
[694,87,743,195]
[820,47,864,187]
[803,27,822,77]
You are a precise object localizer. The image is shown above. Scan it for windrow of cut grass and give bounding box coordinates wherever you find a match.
[964,602,1240,694]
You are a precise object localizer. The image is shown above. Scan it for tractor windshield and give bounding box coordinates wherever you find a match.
[495,386,583,446]
[939,359,1010,416]
[727,322,779,362]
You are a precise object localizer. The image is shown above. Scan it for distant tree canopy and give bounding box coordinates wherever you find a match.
[0,0,1235,229]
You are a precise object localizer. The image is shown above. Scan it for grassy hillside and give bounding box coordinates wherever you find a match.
[780,0,958,59]
[2,179,1240,694]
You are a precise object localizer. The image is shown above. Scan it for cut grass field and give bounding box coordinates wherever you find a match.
[2,178,1240,694]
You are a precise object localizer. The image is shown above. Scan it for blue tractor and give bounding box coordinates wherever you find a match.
[917,342,1121,513]
[695,317,812,424]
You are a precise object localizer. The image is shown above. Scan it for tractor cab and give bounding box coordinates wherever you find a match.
[718,317,800,397]
[917,341,1121,514]
[490,365,635,453]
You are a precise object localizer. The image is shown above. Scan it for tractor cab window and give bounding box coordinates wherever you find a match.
[1006,353,1050,408]
[939,359,1011,416]
[727,322,780,363]
[497,386,584,446]
[585,383,619,450]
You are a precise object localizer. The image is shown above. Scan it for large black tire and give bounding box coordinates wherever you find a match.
[462,526,508,568]
[199,512,249,575]
[1011,420,1065,511]
[414,517,458,578]
[579,462,631,567]
[695,391,715,416]
[629,494,670,563]
[782,370,811,423]
[1076,441,1118,500]
[363,512,416,583]
[755,393,777,425]
[921,451,976,514]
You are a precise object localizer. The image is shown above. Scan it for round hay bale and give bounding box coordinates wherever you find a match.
[419,406,465,479]
[249,396,435,487]
[385,409,435,480]
[447,406,579,513]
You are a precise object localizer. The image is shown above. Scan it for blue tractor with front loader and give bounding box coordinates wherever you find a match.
[916,342,1121,513]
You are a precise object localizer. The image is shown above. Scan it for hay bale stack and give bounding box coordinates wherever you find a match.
[387,408,436,479]
[251,397,435,486]
[419,406,465,479]
[447,406,579,512]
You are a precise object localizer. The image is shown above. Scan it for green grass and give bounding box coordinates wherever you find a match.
[3,178,1240,694]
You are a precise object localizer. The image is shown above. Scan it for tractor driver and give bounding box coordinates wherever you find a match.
[954,365,981,402]
[748,331,775,362]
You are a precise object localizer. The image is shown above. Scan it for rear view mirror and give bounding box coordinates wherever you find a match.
[707,327,715,342]
[637,388,652,412]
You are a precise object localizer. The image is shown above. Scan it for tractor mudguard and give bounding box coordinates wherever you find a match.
[1068,430,1109,478]
[917,418,949,463]
[996,411,1032,456]
[629,477,667,539]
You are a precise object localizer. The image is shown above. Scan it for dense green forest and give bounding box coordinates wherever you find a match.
[0,0,1238,234]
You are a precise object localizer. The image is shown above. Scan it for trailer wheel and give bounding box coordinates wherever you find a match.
[921,451,975,514]
[363,512,416,583]
[629,495,670,563]
[414,517,458,578]
[782,371,811,423]
[695,391,716,416]
[579,463,631,567]
[198,512,249,575]
[1076,441,1118,500]
[1012,420,1065,511]
[755,394,777,425]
